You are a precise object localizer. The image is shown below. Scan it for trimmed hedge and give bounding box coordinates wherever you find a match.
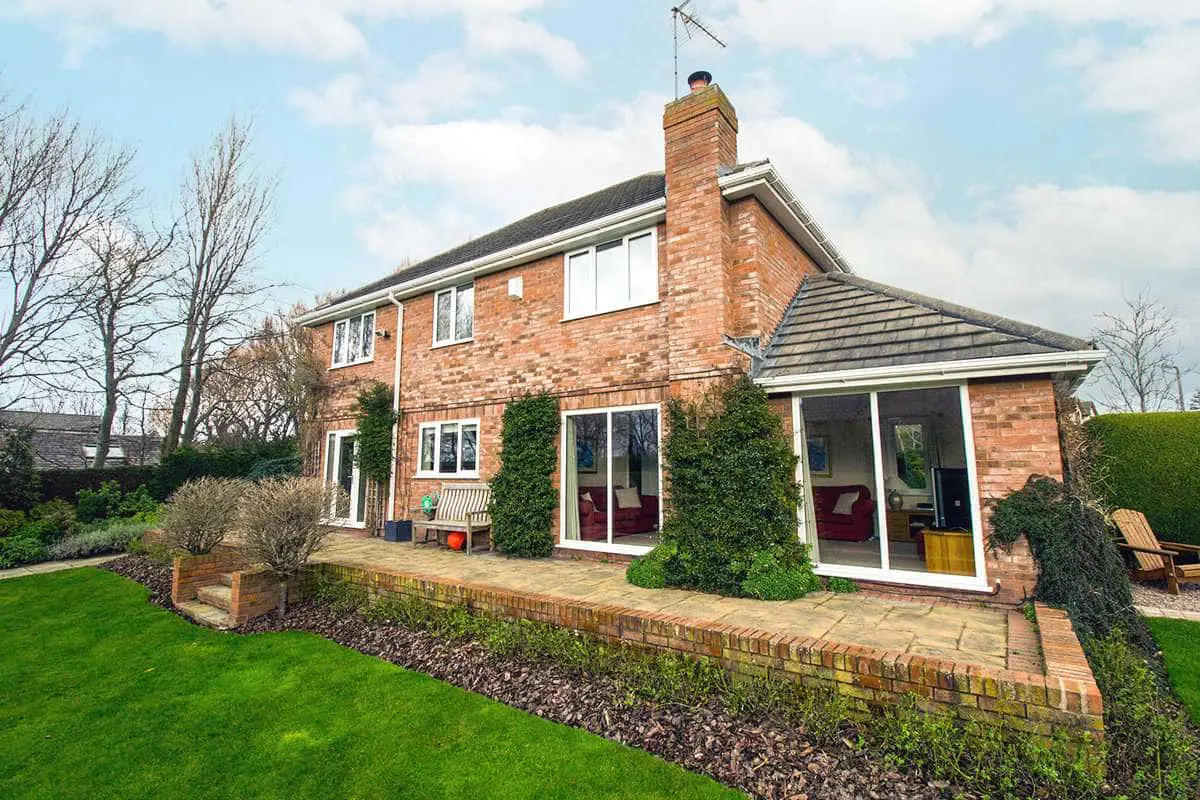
[490,393,559,558]
[1086,412,1200,546]
[38,466,157,504]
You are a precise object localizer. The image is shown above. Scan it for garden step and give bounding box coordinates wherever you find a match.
[218,573,234,587]
[176,600,233,630]
[196,584,233,612]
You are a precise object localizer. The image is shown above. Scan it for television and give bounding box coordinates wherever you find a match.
[933,467,971,531]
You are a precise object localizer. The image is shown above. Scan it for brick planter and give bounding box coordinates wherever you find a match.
[171,547,250,605]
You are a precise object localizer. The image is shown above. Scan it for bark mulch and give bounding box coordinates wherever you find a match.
[102,555,962,800]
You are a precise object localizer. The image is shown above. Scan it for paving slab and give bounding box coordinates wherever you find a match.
[0,554,119,581]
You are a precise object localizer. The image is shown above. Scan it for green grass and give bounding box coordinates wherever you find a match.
[0,568,741,800]
[1147,617,1200,724]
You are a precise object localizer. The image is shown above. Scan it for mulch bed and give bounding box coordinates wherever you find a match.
[103,554,961,800]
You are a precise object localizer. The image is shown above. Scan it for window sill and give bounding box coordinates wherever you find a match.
[324,518,367,529]
[431,337,474,350]
[561,298,660,323]
[556,540,654,557]
[414,472,481,480]
[328,357,375,371]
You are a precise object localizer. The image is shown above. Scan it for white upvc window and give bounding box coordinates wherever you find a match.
[331,311,375,367]
[433,283,474,346]
[416,419,480,477]
[564,228,657,319]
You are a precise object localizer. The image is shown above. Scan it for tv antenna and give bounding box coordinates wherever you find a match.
[671,1,726,98]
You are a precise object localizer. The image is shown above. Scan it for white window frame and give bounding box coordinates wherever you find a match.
[557,403,664,556]
[432,283,474,347]
[415,418,481,478]
[562,227,658,321]
[330,310,376,368]
[324,429,365,528]
[793,383,989,592]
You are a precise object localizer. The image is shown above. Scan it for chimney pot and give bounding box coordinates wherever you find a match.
[687,70,712,93]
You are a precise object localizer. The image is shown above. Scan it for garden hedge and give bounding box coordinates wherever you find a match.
[38,466,158,503]
[1085,412,1200,546]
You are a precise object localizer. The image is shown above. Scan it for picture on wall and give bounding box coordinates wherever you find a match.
[807,435,832,477]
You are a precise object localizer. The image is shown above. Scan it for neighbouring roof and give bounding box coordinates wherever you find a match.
[756,273,1095,381]
[323,171,668,310]
[0,411,161,469]
[0,411,100,433]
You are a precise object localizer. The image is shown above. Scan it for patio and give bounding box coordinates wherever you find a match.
[318,534,1024,671]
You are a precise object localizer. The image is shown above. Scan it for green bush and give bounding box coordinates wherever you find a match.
[116,485,158,518]
[626,543,674,589]
[826,576,858,593]
[246,455,301,481]
[659,377,806,597]
[76,481,123,524]
[1086,412,1200,546]
[354,382,397,485]
[24,499,77,544]
[153,440,296,500]
[0,535,45,568]
[490,393,560,558]
[738,545,820,600]
[0,428,39,511]
[37,465,157,504]
[0,509,26,537]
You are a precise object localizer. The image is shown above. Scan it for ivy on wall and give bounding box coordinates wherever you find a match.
[490,393,560,558]
[354,382,397,486]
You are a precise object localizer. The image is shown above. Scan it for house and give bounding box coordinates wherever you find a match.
[0,411,162,470]
[297,72,1103,604]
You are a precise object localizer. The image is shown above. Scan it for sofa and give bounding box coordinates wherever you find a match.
[811,484,875,542]
[578,486,660,541]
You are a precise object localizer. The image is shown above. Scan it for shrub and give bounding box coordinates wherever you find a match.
[246,455,301,481]
[738,545,820,600]
[354,382,396,485]
[827,576,859,593]
[24,499,77,544]
[37,465,157,504]
[50,521,152,560]
[626,543,674,589]
[76,481,123,524]
[0,509,26,537]
[238,476,335,590]
[160,477,245,555]
[990,475,1145,646]
[0,428,39,511]
[0,535,45,568]
[490,393,559,558]
[116,485,158,518]
[659,377,805,597]
[153,440,296,500]
[1086,412,1200,546]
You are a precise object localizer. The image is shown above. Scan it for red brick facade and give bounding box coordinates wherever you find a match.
[305,82,1064,599]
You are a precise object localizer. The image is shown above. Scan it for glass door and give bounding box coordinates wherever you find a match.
[324,431,364,526]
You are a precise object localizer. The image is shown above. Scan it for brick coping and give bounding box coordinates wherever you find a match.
[316,555,1104,737]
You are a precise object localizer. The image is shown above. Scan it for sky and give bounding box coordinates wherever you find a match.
[1,0,1197,405]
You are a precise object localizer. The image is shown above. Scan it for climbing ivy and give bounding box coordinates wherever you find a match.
[354,382,397,486]
[490,393,560,558]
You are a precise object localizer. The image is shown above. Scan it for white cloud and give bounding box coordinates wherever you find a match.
[463,13,585,77]
[1062,26,1200,161]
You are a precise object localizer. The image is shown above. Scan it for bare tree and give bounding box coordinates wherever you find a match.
[1091,290,1189,413]
[161,118,275,454]
[0,90,135,406]
[76,221,176,468]
[192,306,323,444]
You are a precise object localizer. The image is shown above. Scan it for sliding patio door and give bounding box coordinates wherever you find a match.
[561,405,661,552]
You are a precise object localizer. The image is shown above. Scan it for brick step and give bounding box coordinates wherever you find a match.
[176,600,233,630]
[218,573,234,587]
[196,583,233,613]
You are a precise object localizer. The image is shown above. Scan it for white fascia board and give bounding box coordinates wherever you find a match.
[295,199,667,327]
[719,164,854,275]
[755,350,1106,393]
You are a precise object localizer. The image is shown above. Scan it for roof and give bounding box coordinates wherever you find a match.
[0,411,100,433]
[323,171,667,310]
[0,411,161,469]
[756,273,1095,381]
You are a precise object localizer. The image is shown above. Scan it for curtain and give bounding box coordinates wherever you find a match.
[564,419,580,541]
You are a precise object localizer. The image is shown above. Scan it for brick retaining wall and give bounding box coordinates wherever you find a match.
[315,560,1103,738]
[171,547,249,605]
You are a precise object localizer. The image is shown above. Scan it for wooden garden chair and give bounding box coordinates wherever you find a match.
[1112,508,1200,595]
[411,483,492,555]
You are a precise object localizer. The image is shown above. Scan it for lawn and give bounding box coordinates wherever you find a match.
[1147,616,1200,724]
[0,568,741,800]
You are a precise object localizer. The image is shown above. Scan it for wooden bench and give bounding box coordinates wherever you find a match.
[412,484,492,555]
[1113,508,1200,595]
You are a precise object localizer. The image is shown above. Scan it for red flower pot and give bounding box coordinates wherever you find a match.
[446,531,466,551]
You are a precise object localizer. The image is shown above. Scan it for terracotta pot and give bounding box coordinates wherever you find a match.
[446,531,466,551]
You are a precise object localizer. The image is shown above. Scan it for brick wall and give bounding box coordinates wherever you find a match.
[729,197,821,341]
[170,547,249,605]
[969,377,1063,603]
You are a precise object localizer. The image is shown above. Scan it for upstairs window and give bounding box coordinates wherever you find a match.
[433,283,474,346]
[565,230,657,318]
[417,419,479,477]
[332,311,375,367]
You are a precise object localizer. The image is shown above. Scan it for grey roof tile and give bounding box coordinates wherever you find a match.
[757,273,1095,380]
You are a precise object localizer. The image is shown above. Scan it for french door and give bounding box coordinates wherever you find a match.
[324,430,365,526]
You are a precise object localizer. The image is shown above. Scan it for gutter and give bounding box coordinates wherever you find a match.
[296,198,667,327]
[754,349,1107,393]
[386,291,403,522]
[718,163,855,275]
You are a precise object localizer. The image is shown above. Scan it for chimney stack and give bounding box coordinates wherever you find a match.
[687,70,712,93]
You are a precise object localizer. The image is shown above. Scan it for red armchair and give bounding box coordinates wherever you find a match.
[811,485,875,542]
[577,487,659,541]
